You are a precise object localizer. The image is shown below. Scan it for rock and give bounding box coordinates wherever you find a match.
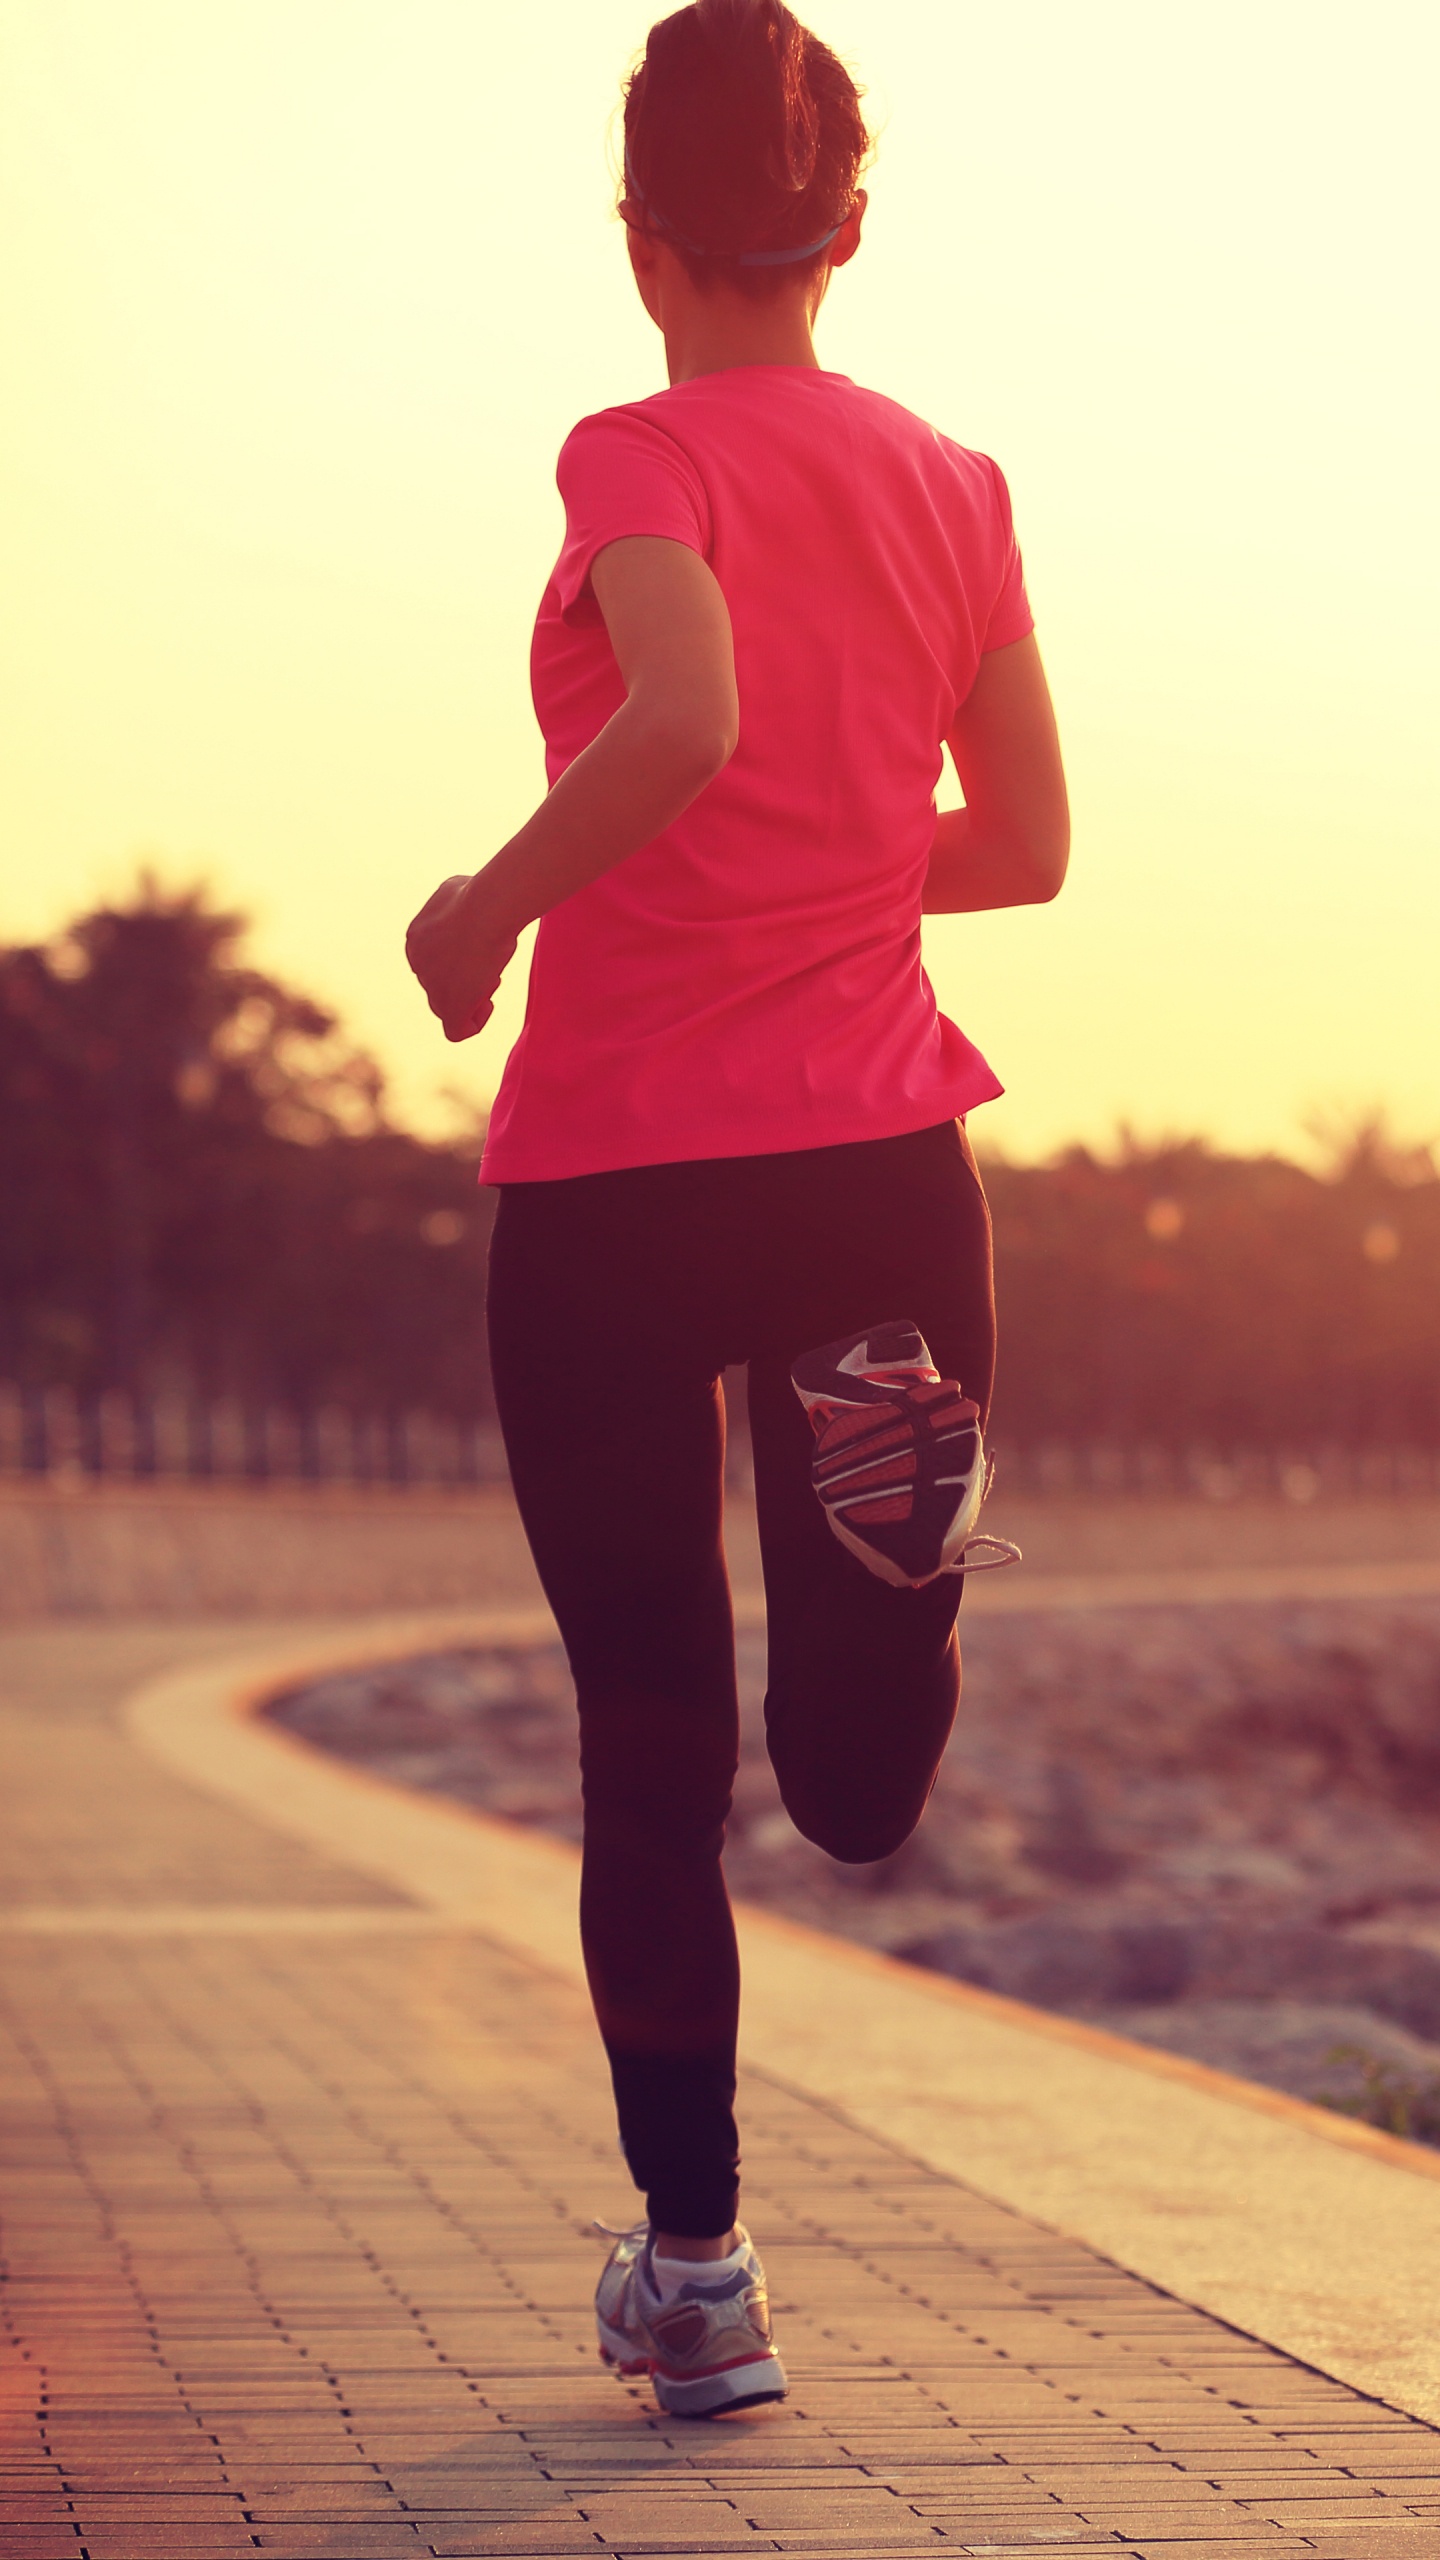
[901,1913,1190,2010]
[1109,1921,1193,2002]
[1093,1998,1440,2129]
[1019,1764,1129,1887]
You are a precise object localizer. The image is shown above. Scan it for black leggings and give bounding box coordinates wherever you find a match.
[486,1119,995,2236]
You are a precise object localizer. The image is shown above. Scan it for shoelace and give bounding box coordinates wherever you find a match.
[948,1534,1023,1573]
[942,1448,1023,1571]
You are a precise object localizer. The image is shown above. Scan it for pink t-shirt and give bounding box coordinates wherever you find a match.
[480,366,1032,1184]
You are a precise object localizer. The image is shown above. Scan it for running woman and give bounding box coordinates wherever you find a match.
[406,0,1068,2418]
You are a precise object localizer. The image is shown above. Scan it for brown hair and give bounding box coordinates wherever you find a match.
[621,0,870,297]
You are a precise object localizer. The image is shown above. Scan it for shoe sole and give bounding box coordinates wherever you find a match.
[654,2357,788,2417]
[598,2323,787,2418]
[826,1478,984,1589]
[796,1351,989,1589]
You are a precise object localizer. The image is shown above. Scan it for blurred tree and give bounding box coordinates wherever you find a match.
[0,878,494,1414]
[983,1122,1440,1448]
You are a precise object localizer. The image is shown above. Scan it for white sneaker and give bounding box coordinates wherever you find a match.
[593,2222,787,2417]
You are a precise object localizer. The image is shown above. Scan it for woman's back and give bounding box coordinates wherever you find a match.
[482,366,1030,1182]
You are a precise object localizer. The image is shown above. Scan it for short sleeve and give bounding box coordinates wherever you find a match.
[980,457,1034,653]
[553,409,712,623]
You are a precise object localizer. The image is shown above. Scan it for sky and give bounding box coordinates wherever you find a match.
[2,0,1436,1162]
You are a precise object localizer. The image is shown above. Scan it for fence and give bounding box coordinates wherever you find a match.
[998,1442,1440,1503]
[2,1381,1438,1503]
[0,1382,508,1490]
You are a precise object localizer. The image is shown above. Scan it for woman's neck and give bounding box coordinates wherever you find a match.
[662,287,821,385]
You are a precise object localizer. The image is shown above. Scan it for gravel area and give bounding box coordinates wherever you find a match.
[268,1592,1440,2136]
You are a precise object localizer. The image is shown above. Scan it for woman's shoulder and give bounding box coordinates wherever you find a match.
[835,377,1008,486]
[558,388,687,452]
[554,397,710,499]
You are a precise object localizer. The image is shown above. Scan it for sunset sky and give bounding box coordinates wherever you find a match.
[3,0,1435,1162]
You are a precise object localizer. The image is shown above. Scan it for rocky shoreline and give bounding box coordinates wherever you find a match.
[268,1590,1440,2140]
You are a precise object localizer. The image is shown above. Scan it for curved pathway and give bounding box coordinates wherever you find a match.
[3,1615,1440,2559]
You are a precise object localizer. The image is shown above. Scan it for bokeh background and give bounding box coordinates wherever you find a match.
[5,0,1437,1160]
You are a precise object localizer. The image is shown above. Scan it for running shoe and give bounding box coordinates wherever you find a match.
[593,2221,787,2418]
[791,1319,1020,1589]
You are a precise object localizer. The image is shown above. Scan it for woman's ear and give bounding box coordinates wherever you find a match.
[827,188,867,272]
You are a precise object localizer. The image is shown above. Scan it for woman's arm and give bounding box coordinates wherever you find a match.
[406,536,738,1040]
[924,633,1070,913]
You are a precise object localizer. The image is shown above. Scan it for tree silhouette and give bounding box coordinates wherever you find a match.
[0,878,493,1415]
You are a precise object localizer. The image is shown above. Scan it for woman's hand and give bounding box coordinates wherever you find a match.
[405,873,518,1041]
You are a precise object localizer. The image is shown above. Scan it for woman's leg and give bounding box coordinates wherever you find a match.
[743,1122,996,1863]
[487,1174,743,2239]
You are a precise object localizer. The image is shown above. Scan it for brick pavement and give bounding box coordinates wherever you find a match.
[4,1624,1440,2558]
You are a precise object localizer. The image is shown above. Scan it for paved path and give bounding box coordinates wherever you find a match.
[5,1625,1440,2558]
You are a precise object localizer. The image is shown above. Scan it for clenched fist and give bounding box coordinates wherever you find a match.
[405,873,518,1042]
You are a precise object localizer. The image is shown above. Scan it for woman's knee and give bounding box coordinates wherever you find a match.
[775,1774,923,1868]
[764,1656,957,1865]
